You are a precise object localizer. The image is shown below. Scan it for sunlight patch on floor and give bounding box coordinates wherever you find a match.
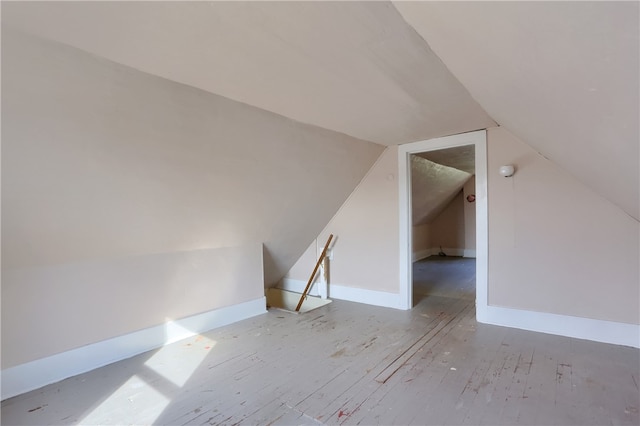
[144,334,216,387]
[79,374,170,425]
[80,321,216,425]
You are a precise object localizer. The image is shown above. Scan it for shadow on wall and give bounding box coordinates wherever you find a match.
[263,246,279,288]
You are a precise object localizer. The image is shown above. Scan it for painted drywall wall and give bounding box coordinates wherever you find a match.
[412,224,431,261]
[428,191,465,254]
[487,127,639,324]
[285,147,399,294]
[283,242,317,288]
[1,29,383,368]
[1,244,264,369]
[412,188,472,259]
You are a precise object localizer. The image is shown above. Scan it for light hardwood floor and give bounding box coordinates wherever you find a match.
[2,257,638,425]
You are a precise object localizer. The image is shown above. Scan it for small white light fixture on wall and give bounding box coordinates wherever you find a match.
[499,165,515,177]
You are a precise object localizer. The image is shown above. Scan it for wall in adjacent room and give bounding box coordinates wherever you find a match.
[428,191,465,254]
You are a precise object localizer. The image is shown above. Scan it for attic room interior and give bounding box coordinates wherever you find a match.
[1,1,638,425]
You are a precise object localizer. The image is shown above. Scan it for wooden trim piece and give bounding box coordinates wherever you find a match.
[296,234,333,312]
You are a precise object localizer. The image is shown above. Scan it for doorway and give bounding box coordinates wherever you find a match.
[398,130,488,321]
[411,144,476,305]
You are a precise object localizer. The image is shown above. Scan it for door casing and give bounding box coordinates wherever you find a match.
[397,129,488,321]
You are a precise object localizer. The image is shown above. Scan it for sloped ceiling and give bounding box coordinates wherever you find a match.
[412,156,471,226]
[2,1,636,221]
[416,145,475,175]
[1,1,494,145]
[395,1,639,221]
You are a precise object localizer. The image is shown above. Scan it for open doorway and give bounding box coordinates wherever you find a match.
[411,145,476,305]
[398,130,488,321]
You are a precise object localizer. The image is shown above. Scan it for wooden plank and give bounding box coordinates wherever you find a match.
[374,298,473,384]
[459,329,529,425]
[296,234,333,312]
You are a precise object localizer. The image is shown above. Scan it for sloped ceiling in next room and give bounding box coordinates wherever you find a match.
[411,156,472,226]
[412,145,476,227]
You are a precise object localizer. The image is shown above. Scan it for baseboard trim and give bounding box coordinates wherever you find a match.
[437,247,464,257]
[411,249,433,262]
[1,297,267,400]
[329,284,401,309]
[278,280,401,310]
[412,247,469,262]
[278,278,319,296]
[479,305,640,348]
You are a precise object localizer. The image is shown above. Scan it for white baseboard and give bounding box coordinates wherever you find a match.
[438,247,464,257]
[1,297,267,400]
[478,305,640,348]
[412,247,469,262]
[329,284,401,309]
[412,249,433,262]
[278,277,319,296]
[278,279,401,310]
[463,249,476,258]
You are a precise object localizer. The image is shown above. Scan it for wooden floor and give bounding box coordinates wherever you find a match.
[2,256,639,425]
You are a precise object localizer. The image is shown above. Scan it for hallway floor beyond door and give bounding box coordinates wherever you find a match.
[413,255,475,304]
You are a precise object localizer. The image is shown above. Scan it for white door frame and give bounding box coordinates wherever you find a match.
[398,130,488,321]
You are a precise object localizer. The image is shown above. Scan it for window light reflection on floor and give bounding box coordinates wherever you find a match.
[80,374,170,425]
[80,321,216,425]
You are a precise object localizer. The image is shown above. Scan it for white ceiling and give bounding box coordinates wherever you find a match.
[3,1,637,220]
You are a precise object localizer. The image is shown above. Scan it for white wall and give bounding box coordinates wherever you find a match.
[1,244,264,369]
[428,191,465,254]
[487,127,639,324]
[1,29,383,369]
[411,224,431,261]
[284,147,399,294]
[412,177,476,260]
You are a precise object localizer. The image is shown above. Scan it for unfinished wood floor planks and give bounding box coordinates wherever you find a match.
[2,257,639,425]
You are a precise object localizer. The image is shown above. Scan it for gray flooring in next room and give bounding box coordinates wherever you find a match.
[2,256,638,425]
[413,255,476,304]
